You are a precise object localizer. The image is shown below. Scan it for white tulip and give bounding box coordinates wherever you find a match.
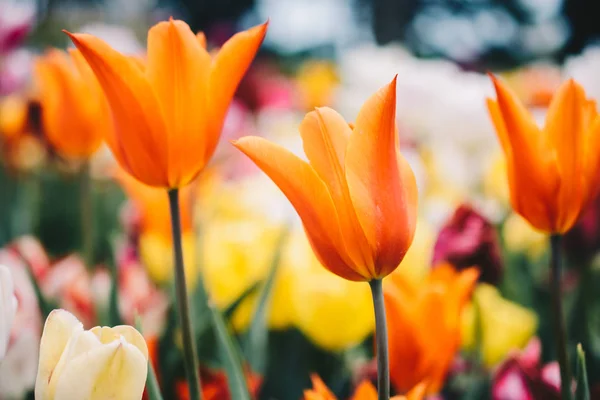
[35,309,148,400]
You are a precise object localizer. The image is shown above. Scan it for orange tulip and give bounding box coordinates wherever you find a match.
[33,49,107,159]
[303,375,425,400]
[385,264,478,394]
[234,78,418,281]
[487,75,600,233]
[66,18,267,188]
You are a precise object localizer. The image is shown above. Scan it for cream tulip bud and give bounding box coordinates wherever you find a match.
[35,309,148,400]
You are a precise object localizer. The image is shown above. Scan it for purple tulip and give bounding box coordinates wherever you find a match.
[432,204,503,284]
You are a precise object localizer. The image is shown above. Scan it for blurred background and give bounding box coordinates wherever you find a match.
[3,0,600,399]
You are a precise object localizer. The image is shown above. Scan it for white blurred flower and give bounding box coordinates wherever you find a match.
[0,264,17,359]
[0,329,38,398]
[74,23,143,55]
[564,46,600,103]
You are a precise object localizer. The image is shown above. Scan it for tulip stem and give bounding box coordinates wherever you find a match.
[80,162,94,267]
[550,234,572,400]
[369,279,390,400]
[168,189,202,400]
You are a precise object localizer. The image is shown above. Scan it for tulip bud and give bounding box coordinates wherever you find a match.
[35,309,148,400]
[432,204,503,284]
[0,264,17,359]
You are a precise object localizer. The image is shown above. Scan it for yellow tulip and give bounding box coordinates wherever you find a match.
[139,232,197,286]
[462,284,538,367]
[503,213,547,260]
[394,219,435,285]
[289,231,374,351]
[35,309,148,400]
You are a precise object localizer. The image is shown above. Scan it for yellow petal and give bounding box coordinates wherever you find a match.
[299,107,373,277]
[53,336,148,400]
[345,77,417,276]
[66,31,169,187]
[233,136,363,281]
[146,19,212,187]
[91,325,149,360]
[35,309,83,400]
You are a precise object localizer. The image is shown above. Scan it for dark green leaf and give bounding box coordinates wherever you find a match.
[210,304,251,400]
[243,226,289,374]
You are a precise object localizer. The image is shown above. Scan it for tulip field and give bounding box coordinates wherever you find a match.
[2,1,600,399]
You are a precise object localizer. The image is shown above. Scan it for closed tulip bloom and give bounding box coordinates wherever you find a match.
[487,75,600,233]
[0,264,17,359]
[304,375,426,400]
[33,49,107,159]
[66,19,267,188]
[234,78,418,281]
[385,264,479,394]
[35,309,148,400]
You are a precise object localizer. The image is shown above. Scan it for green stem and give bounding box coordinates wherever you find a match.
[80,162,94,267]
[550,234,572,400]
[167,189,202,400]
[369,279,390,400]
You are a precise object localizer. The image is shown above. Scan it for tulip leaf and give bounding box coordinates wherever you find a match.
[210,304,251,400]
[135,316,164,400]
[243,226,289,375]
[575,344,590,400]
[223,280,261,320]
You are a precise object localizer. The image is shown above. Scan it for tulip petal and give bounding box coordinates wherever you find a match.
[543,79,587,231]
[350,381,378,400]
[385,285,425,393]
[405,382,428,400]
[488,74,558,231]
[66,31,169,187]
[207,22,267,159]
[35,309,84,400]
[34,50,104,158]
[300,107,373,276]
[583,115,600,206]
[54,337,148,400]
[91,325,149,359]
[345,77,417,276]
[233,136,363,281]
[147,19,212,187]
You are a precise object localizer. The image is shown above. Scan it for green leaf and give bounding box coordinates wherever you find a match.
[575,344,590,400]
[135,316,164,400]
[223,281,261,320]
[243,227,289,374]
[210,303,251,400]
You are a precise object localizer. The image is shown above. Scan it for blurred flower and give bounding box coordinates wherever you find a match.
[33,49,108,160]
[432,204,503,284]
[115,169,197,287]
[564,193,600,264]
[502,213,547,260]
[0,264,17,359]
[118,263,168,337]
[487,75,600,233]
[385,264,478,394]
[390,218,435,286]
[235,78,418,281]
[289,231,374,350]
[0,245,43,398]
[176,367,262,400]
[295,59,339,110]
[482,153,510,208]
[0,2,33,96]
[462,284,538,368]
[501,64,561,108]
[67,19,267,188]
[303,374,426,400]
[492,338,560,399]
[41,255,96,327]
[35,309,148,399]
